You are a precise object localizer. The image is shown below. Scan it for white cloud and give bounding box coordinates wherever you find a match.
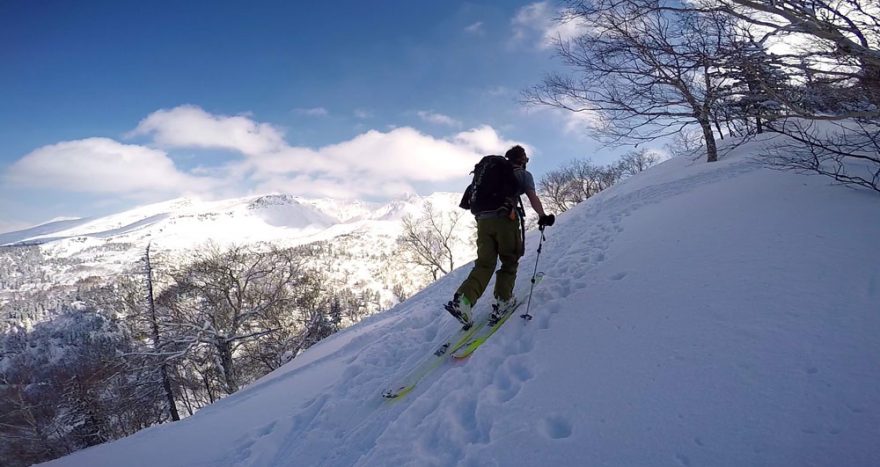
[523,101,603,139]
[294,107,329,117]
[562,108,604,135]
[452,125,523,155]
[4,138,217,196]
[132,107,524,198]
[5,107,529,204]
[242,126,495,185]
[236,124,524,198]
[465,21,484,35]
[512,2,588,49]
[128,105,287,156]
[417,110,462,127]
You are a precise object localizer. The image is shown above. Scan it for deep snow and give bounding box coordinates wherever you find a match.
[41,134,880,467]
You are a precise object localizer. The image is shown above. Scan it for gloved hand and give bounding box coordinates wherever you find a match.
[538,214,555,227]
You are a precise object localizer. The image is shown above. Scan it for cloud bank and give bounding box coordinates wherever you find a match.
[5,137,218,196]
[128,105,287,156]
[6,106,522,201]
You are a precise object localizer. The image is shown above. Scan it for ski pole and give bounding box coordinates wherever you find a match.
[521,225,546,321]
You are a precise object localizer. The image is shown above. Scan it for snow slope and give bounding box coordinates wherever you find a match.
[42,136,880,467]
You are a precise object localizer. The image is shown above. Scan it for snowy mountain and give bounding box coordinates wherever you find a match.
[0,192,474,311]
[38,133,880,466]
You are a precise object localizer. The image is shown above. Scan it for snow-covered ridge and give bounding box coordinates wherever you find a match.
[1,192,472,309]
[3,193,463,249]
[41,135,880,466]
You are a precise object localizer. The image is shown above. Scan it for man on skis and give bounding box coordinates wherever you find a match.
[446,145,555,328]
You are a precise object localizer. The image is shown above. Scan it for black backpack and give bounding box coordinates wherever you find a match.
[459,155,519,215]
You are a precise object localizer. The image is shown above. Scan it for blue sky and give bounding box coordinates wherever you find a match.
[0,0,646,233]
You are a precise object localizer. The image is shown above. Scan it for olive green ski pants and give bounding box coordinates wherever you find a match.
[457,216,522,305]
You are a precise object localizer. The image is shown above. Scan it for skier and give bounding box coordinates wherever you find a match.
[446,145,555,327]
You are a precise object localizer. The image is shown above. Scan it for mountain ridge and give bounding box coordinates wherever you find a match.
[0,191,475,315]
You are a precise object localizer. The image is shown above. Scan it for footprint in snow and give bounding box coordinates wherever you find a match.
[537,313,552,330]
[257,421,277,436]
[610,272,628,281]
[675,453,692,466]
[507,357,534,383]
[538,415,573,440]
[490,357,535,403]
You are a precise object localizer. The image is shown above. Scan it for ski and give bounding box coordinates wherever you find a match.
[452,273,544,360]
[382,273,544,399]
[381,314,490,400]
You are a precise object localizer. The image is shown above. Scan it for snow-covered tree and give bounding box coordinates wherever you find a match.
[0,304,164,466]
[526,0,739,162]
[712,0,880,113]
[156,244,307,394]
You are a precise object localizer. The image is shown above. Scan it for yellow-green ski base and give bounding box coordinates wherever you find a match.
[452,273,543,360]
[381,319,486,400]
[451,303,521,360]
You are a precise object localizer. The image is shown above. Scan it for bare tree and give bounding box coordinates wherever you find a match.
[666,127,707,158]
[690,1,880,191]
[159,244,306,394]
[526,0,739,162]
[764,118,880,192]
[713,0,880,111]
[538,158,626,213]
[538,168,580,213]
[397,202,469,281]
[715,35,791,135]
[616,148,661,176]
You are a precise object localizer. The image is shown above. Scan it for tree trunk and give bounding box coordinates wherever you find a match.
[217,340,239,394]
[203,373,215,404]
[713,117,724,140]
[158,365,178,420]
[145,244,180,421]
[700,119,719,162]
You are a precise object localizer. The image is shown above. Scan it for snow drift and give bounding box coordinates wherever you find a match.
[42,135,880,466]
